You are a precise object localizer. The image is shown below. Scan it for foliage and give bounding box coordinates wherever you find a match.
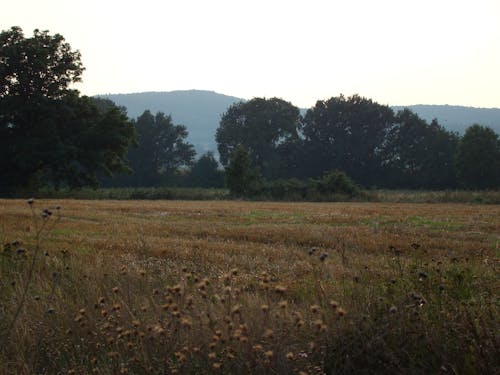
[224,145,261,196]
[0,27,83,99]
[316,170,359,196]
[246,171,360,201]
[301,94,395,186]
[35,187,229,200]
[366,189,500,204]
[455,124,500,189]
[103,111,195,187]
[216,97,301,179]
[383,109,459,188]
[185,152,224,188]
[27,186,500,204]
[0,27,135,193]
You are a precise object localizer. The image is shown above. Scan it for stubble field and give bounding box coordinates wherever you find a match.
[1,199,499,374]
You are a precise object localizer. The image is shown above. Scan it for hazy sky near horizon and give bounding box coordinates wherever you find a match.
[2,0,500,108]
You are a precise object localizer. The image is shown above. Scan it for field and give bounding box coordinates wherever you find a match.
[1,199,499,374]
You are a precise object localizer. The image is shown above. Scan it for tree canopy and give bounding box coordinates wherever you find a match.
[301,95,395,186]
[0,27,135,193]
[0,27,83,99]
[224,145,261,196]
[455,124,500,189]
[216,97,301,179]
[102,111,195,187]
[186,152,224,188]
[383,109,459,188]
[216,94,499,191]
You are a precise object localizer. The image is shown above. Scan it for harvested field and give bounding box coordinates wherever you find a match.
[1,199,499,374]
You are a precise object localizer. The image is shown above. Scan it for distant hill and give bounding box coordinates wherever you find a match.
[392,105,500,134]
[99,90,500,156]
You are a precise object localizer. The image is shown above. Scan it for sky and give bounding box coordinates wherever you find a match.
[2,0,500,108]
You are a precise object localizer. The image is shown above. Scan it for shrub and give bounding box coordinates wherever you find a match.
[317,170,359,196]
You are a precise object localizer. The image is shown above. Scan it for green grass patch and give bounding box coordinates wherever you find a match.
[406,215,463,231]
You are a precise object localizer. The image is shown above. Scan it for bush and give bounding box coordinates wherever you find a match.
[244,171,361,201]
[317,170,359,196]
[225,146,262,196]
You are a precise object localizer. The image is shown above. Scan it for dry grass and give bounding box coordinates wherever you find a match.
[1,199,499,374]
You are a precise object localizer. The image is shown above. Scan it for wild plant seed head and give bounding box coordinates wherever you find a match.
[212,363,222,370]
[314,319,323,330]
[310,304,320,314]
[275,285,287,294]
[253,344,263,352]
[264,329,274,339]
[231,305,241,315]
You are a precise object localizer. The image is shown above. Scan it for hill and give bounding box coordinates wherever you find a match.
[99,91,500,156]
[392,104,500,134]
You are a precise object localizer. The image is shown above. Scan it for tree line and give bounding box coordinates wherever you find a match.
[216,96,500,191]
[1,27,499,196]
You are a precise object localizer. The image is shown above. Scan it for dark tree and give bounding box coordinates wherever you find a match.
[0,27,83,99]
[186,152,224,188]
[301,95,395,186]
[111,111,195,187]
[216,97,301,179]
[49,94,135,188]
[455,125,500,189]
[0,27,135,193]
[383,109,458,188]
[224,145,261,195]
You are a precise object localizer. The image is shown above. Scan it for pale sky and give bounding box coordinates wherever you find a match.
[2,0,500,108]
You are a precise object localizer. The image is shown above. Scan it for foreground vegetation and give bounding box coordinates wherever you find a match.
[1,199,499,374]
[30,186,500,205]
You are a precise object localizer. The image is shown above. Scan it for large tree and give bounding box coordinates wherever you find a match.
[301,95,395,186]
[108,111,195,187]
[216,97,301,179]
[383,109,458,188]
[0,27,135,193]
[455,124,500,189]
